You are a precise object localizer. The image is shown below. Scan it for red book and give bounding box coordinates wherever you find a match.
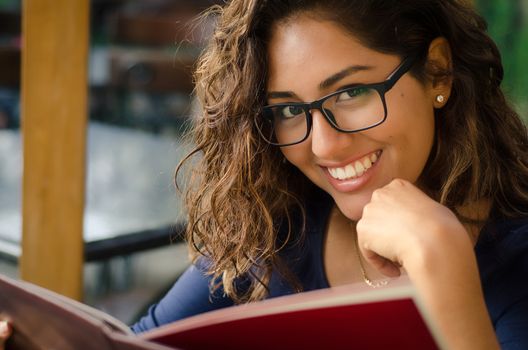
[0,274,445,350]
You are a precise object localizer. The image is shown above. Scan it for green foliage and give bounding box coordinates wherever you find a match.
[475,0,528,121]
[0,0,19,10]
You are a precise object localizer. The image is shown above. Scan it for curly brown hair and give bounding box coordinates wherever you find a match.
[176,0,528,303]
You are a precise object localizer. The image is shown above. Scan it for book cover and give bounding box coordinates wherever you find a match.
[0,274,445,350]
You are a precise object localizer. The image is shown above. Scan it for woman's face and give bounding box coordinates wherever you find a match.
[266,16,437,220]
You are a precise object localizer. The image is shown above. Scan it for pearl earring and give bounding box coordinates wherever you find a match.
[436,95,445,103]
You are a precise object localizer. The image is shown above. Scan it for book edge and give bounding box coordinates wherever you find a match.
[142,275,445,349]
[0,274,133,335]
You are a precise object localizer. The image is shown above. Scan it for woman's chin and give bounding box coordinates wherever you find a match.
[333,199,368,222]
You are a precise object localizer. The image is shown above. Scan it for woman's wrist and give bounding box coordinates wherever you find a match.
[398,206,470,272]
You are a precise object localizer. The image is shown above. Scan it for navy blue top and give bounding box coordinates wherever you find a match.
[132,190,528,349]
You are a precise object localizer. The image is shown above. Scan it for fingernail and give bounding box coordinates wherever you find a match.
[0,320,9,336]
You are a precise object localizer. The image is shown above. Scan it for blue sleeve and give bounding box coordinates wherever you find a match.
[495,297,528,350]
[494,246,528,350]
[477,219,528,349]
[130,261,234,333]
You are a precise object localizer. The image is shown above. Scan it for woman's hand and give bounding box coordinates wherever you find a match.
[356,178,471,277]
[356,178,499,349]
[0,320,12,350]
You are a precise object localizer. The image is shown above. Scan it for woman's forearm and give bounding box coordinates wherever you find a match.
[405,229,499,350]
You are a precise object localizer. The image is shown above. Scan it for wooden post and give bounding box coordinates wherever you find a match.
[20,0,89,300]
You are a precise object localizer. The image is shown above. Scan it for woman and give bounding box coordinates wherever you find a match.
[131,0,528,348]
[2,0,525,349]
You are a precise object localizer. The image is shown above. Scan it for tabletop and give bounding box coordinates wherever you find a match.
[0,122,187,261]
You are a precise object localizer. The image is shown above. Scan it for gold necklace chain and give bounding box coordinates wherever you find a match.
[353,232,390,288]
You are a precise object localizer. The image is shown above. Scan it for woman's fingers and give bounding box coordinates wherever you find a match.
[356,178,463,275]
[0,320,12,350]
[362,249,402,278]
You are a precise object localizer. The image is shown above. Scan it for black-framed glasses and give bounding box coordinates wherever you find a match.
[257,55,418,147]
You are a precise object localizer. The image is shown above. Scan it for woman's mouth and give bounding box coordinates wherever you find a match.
[321,150,382,193]
[326,150,382,181]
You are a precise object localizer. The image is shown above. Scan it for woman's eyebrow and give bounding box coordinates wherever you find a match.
[267,65,373,100]
[267,91,297,99]
[319,65,373,90]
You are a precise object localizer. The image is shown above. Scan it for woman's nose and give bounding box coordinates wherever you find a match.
[310,109,350,158]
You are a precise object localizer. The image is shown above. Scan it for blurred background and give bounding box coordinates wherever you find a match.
[0,0,221,324]
[476,0,528,117]
[0,0,527,324]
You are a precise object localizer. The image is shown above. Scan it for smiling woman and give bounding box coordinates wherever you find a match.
[267,22,440,219]
[131,1,528,349]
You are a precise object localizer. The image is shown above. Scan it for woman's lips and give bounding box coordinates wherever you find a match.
[322,150,382,193]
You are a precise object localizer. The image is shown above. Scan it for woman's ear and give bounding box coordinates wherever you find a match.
[427,37,453,108]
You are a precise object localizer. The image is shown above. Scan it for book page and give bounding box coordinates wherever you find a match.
[0,274,174,350]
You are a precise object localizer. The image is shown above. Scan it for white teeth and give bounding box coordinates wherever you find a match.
[354,161,365,176]
[327,151,380,181]
[336,168,346,180]
[345,164,356,178]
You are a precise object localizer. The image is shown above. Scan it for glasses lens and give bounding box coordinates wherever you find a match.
[322,87,384,131]
[261,104,308,145]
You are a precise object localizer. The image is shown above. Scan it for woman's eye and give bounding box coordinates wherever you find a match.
[280,105,303,118]
[336,87,369,101]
